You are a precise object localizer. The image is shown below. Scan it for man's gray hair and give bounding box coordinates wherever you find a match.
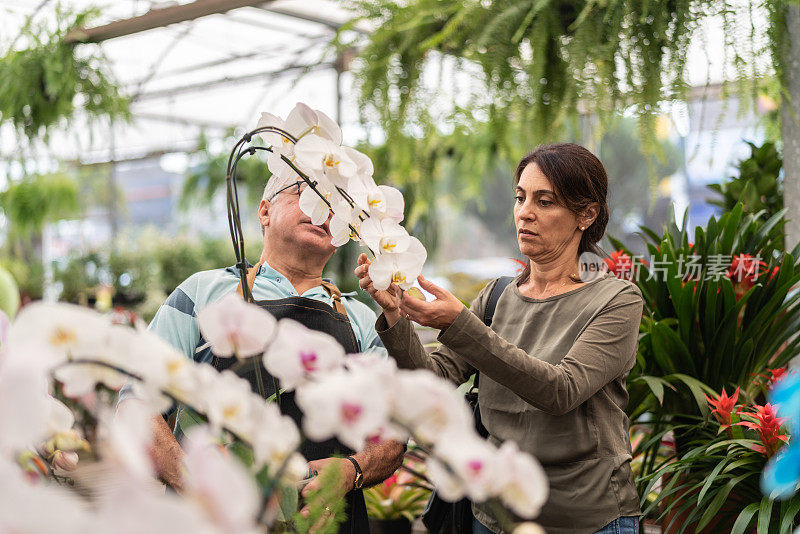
[262,172,293,202]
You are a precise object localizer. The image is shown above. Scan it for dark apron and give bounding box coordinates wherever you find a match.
[210,294,369,534]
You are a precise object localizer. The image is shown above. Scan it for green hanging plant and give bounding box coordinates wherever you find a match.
[0,6,129,140]
[0,171,80,237]
[340,0,778,169]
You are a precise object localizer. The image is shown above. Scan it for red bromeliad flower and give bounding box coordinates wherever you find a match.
[728,254,768,300]
[753,367,789,388]
[605,250,635,280]
[706,387,739,428]
[768,266,780,282]
[376,474,398,499]
[735,403,789,457]
[727,254,767,284]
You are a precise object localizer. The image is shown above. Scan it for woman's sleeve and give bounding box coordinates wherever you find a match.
[374,281,499,385]
[437,285,643,416]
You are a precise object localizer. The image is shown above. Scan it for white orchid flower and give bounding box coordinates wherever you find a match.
[298,177,337,226]
[263,319,345,391]
[0,350,52,453]
[344,146,374,178]
[368,236,427,290]
[105,401,155,482]
[182,427,260,534]
[118,327,195,403]
[257,112,293,159]
[294,134,357,188]
[427,433,497,502]
[54,350,130,398]
[392,370,473,446]
[349,178,404,222]
[249,400,301,471]
[258,103,341,145]
[204,370,255,437]
[196,294,276,359]
[259,104,340,185]
[329,207,362,247]
[360,218,411,255]
[0,455,93,534]
[7,302,110,364]
[493,440,548,518]
[277,102,342,145]
[295,369,390,451]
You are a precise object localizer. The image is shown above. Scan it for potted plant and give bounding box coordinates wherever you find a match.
[365,451,433,534]
[640,377,800,533]
[605,203,800,528]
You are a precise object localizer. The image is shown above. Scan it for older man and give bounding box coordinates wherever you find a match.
[119,174,404,532]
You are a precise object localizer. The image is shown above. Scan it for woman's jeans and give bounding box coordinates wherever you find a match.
[594,516,640,534]
[472,515,640,534]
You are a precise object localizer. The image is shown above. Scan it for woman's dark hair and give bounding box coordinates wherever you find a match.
[514,143,610,256]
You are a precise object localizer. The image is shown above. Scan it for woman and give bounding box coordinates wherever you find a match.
[355,143,643,534]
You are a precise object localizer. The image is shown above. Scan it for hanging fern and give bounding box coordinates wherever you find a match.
[341,0,780,174]
[0,6,129,141]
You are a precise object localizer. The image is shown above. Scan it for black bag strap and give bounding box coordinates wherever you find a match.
[473,276,514,389]
[482,276,514,327]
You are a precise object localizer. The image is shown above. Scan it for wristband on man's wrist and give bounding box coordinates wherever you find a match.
[345,456,364,490]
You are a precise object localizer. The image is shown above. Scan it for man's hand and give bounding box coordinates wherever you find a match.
[300,457,356,504]
[399,276,464,331]
[355,254,403,326]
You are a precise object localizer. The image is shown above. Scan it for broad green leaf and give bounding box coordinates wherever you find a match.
[177,406,207,434]
[696,473,749,531]
[779,497,800,533]
[757,498,773,534]
[731,502,760,534]
[666,374,715,415]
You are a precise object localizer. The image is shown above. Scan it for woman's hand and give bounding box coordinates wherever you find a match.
[400,276,464,331]
[355,254,403,326]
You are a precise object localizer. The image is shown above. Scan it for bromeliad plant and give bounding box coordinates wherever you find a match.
[364,449,432,523]
[606,204,800,522]
[608,204,800,425]
[640,382,799,533]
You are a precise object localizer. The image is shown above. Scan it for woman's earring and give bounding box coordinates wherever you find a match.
[580,226,585,231]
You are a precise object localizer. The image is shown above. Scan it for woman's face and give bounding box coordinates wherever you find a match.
[514,162,583,264]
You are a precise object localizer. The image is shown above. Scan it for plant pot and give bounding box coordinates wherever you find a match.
[368,517,412,534]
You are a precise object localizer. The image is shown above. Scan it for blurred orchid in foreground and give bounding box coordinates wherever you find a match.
[196,294,276,358]
[762,374,800,499]
[263,318,345,391]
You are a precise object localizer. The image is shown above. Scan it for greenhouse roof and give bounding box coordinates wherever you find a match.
[0,0,364,167]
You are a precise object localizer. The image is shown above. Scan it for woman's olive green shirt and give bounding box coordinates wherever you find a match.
[376,273,643,534]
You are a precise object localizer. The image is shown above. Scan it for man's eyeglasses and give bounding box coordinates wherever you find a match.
[268,180,308,201]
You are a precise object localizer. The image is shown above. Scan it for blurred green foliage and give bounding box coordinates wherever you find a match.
[708,140,783,218]
[342,0,776,180]
[0,172,81,237]
[181,133,271,210]
[51,233,261,322]
[0,7,129,141]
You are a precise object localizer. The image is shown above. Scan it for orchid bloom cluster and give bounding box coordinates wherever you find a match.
[255,103,426,290]
[200,294,548,517]
[0,296,548,532]
[1,301,302,534]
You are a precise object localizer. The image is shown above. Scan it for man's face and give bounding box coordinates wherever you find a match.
[259,182,336,258]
